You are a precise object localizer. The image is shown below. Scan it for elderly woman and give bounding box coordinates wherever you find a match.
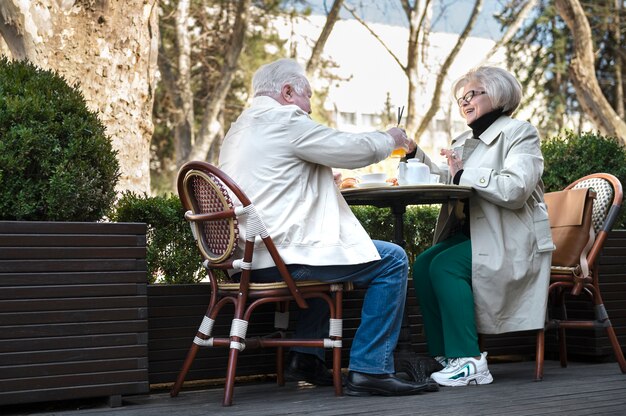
[410,66,554,386]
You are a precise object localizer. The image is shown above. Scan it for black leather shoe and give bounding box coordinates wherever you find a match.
[345,371,429,396]
[393,352,442,392]
[285,351,334,386]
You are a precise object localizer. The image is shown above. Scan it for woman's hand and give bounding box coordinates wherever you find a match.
[441,148,463,178]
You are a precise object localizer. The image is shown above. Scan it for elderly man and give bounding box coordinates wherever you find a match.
[219,58,425,396]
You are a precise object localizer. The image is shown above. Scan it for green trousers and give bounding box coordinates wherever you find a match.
[412,233,481,358]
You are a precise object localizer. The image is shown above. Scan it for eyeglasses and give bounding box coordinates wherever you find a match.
[457,90,487,107]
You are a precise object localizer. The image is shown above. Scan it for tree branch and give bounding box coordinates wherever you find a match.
[414,0,483,141]
[306,0,343,76]
[481,0,538,64]
[555,0,626,141]
[342,2,406,72]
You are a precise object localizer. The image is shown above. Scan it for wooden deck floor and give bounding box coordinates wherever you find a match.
[4,360,626,416]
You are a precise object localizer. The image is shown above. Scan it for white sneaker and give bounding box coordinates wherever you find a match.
[430,352,493,387]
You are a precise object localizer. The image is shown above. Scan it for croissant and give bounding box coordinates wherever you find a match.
[340,177,359,189]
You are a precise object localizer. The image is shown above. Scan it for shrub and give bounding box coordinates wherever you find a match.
[351,204,439,266]
[0,57,119,221]
[110,192,204,284]
[541,130,626,228]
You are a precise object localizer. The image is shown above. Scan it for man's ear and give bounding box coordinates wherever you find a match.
[280,84,294,103]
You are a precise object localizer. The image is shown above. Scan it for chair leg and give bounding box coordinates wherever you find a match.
[223,346,241,407]
[558,327,568,368]
[606,325,626,373]
[535,328,545,381]
[276,346,285,386]
[332,346,342,396]
[170,343,200,397]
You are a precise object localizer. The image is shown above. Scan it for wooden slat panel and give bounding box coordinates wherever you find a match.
[0,271,147,286]
[0,247,146,260]
[1,357,148,379]
[0,346,148,366]
[0,307,148,325]
[0,382,149,406]
[0,221,149,406]
[0,221,146,234]
[0,333,146,353]
[0,369,149,391]
[0,259,147,273]
[0,321,148,339]
[0,234,144,247]
[0,284,146,300]
[0,296,148,313]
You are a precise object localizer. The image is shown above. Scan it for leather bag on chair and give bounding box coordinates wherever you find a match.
[544,187,596,276]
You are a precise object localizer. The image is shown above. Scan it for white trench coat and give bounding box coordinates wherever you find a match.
[418,115,554,334]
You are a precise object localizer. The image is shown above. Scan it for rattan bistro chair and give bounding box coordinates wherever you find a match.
[169,161,348,406]
[535,173,626,380]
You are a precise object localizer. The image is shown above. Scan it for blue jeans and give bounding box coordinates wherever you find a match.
[249,240,408,374]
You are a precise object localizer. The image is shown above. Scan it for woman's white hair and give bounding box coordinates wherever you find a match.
[452,66,522,116]
[252,58,310,98]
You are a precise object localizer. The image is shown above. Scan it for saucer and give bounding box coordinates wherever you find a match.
[358,182,392,188]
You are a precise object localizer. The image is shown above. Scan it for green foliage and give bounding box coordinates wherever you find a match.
[110,192,204,284]
[0,57,119,221]
[498,0,625,138]
[351,204,439,266]
[541,130,626,228]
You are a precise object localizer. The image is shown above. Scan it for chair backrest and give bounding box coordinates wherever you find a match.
[176,161,308,307]
[565,173,623,266]
[178,161,245,266]
[567,173,622,233]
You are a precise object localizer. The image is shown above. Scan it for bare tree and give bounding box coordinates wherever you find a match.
[414,0,482,141]
[0,0,159,194]
[345,0,482,146]
[188,0,252,163]
[612,0,624,119]
[481,0,538,64]
[555,0,626,142]
[306,0,345,77]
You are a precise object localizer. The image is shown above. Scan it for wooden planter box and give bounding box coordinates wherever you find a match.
[147,231,626,385]
[0,221,149,406]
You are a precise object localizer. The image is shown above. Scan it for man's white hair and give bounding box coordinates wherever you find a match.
[252,58,310,98]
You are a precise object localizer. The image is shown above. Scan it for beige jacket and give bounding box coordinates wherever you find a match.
[219,96,395,270]
[418,116,554,333]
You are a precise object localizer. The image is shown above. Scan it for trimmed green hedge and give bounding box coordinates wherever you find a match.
[351,205,439,266]
[110,191,439,283]
[541,130,626,228]
[0,57,119,221]
[110,192,203,284]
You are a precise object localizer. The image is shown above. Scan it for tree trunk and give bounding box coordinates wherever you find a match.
[613,0,624,119]
[403,0,430,140]
[0,0,159,194]
[175,0,195,167]
[414,0,482,142]
[555,0,626,142]
[188,0,251,164]
[306,0,344,77]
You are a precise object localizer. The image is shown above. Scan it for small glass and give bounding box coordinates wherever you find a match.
[390,148,406,158]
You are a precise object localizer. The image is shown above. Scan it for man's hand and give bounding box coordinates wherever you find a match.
[386,127,416,154]
[333,170,342,187]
